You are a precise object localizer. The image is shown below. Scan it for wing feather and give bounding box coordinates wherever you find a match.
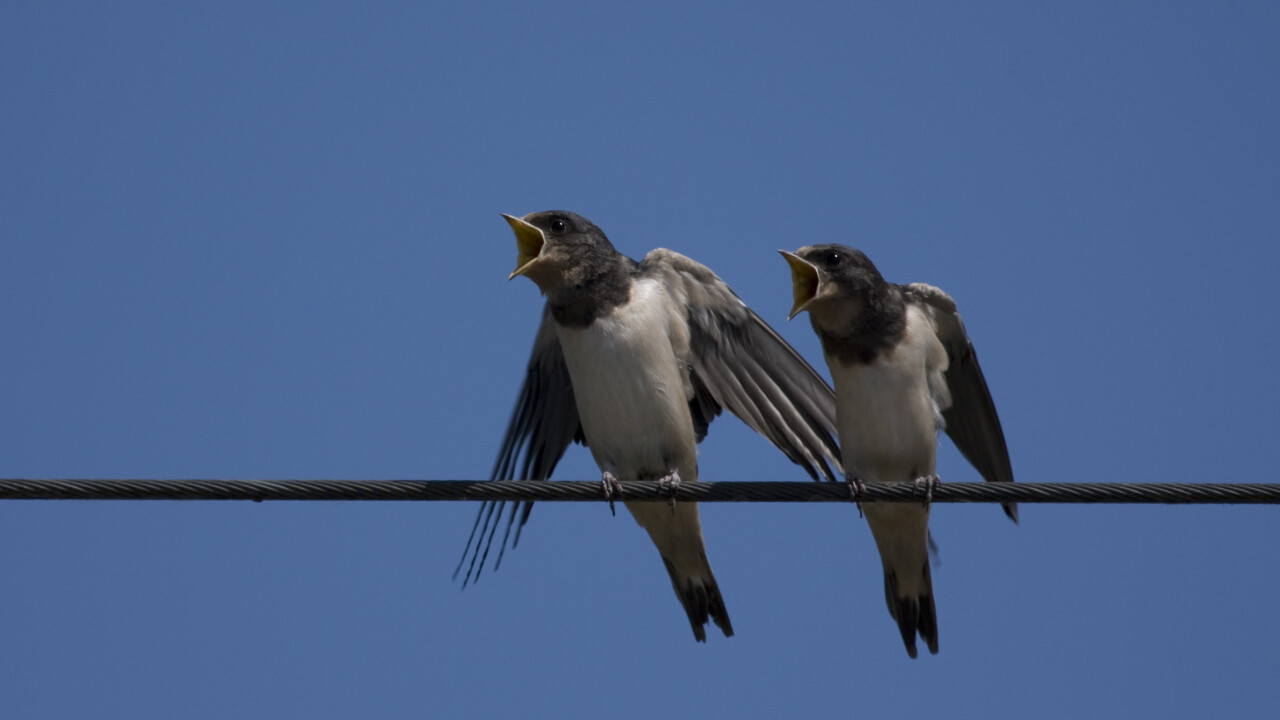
[904,283,1017,522]
[454,307,583,586]
[644,249,843,482]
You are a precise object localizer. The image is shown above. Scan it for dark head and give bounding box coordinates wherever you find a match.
[779,244,888,319]
[503,210,622,296]
[503,210,632,325]
[778,244,904,360]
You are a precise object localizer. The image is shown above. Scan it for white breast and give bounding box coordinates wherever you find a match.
[556,279,698,481]
[830,304,948,483]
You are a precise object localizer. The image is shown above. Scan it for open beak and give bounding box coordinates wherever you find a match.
[779,250,821,320]
[503,214,546,280]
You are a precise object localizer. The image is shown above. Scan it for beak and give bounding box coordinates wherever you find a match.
[779,250,821,320]
[503,214,546,280]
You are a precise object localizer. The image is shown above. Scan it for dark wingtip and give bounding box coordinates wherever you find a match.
[453,502,489,582]
[454,501,499,588]
[1003,501,1019,524]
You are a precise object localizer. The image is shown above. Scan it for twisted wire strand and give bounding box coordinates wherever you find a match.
[1,478,1278,504]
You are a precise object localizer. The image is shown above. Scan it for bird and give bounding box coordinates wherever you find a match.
[780,244,1016,658]
[456,210,844,642]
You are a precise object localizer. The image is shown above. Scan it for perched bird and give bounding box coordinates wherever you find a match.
[781,244,1016,658]
[456,210,844,642]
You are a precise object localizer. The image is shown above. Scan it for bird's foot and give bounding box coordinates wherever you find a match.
[846,473,866,518]
[658,469,682,510]
[601,471,623,516]
[914,474,942,510]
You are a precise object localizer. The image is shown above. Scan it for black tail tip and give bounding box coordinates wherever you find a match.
[683,583,734,642]
[885,569,938,658]
[664,558,734,642]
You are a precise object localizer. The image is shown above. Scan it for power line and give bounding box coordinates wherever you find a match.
[0,478,1278,504]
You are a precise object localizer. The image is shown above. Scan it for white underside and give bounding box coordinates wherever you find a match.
[830,304,949,598]
[555,278,711,578]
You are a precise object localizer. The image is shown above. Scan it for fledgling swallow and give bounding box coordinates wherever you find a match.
[782,244,1016,657]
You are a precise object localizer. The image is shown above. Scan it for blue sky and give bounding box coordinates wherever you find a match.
[2,2,1278,718]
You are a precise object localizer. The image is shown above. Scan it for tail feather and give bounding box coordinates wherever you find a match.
[884,564,938,658]
[662,557,734,642]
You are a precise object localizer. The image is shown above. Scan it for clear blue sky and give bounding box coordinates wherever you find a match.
[2,2,1278,718]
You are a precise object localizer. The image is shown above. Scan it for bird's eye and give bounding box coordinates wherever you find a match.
[550,219,567,233]
[824,251,842,267]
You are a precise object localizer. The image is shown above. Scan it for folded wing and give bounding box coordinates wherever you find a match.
[904,282,1017,522]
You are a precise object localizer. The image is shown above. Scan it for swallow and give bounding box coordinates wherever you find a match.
[782,244,1016,657]
[457,211,843,642]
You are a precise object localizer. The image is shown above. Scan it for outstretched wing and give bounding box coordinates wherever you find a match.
[904,282,1017,522]
[454,307,584,586]
[644,249,844,482]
